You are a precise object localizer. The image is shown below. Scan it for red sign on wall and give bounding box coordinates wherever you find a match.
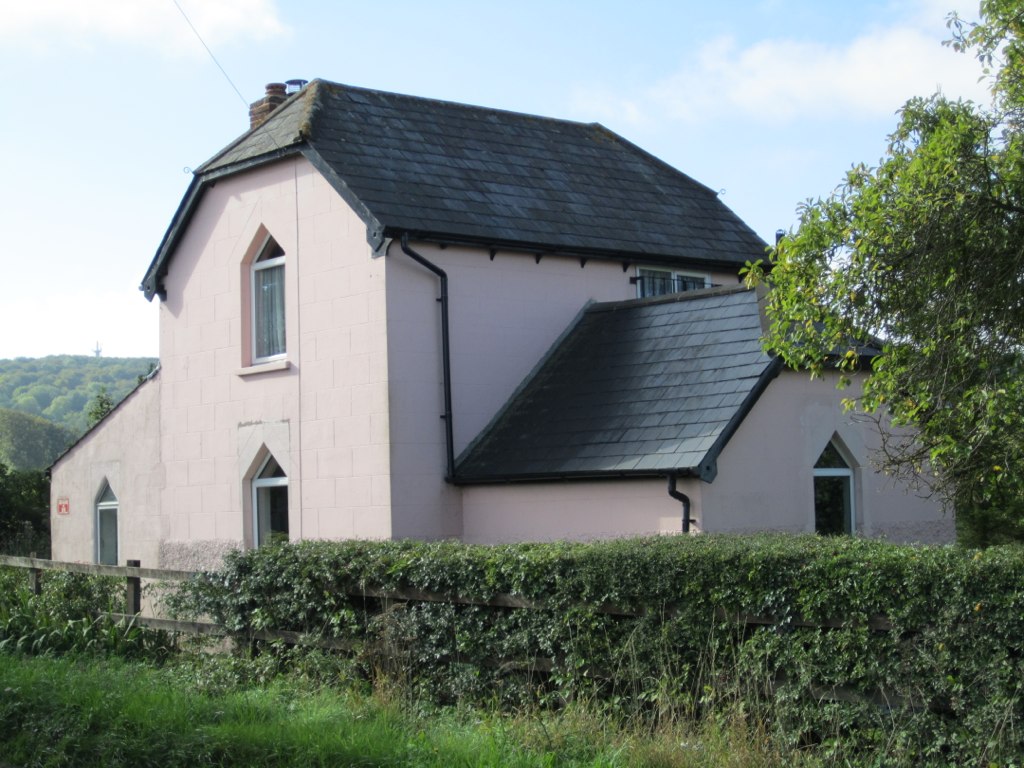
[57,498,70,516]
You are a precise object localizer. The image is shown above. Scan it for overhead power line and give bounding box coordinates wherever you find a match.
[171,0,248,108]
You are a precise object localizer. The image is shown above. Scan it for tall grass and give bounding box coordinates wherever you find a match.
[0,653,815,768]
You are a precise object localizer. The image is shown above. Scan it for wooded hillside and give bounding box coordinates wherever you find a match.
[0,409,76,471]
[0,356,157,469]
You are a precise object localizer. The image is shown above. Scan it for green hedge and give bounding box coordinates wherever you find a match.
[167,535,1024,766]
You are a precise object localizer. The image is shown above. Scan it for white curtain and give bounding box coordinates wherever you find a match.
[254,263,285,359]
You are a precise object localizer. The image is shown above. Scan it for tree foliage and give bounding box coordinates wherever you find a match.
[87,387,116,427]
[749,1,1024,545]
[0,461,49,556]
[0,356,156,436]
[0,408,75,471]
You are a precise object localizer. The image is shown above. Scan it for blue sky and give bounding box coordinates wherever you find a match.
[0,0,988,358]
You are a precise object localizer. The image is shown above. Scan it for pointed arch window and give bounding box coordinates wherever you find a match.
[96,483,119,565]
[813,441,855,535]
[251,237,286,363]
[252,453,288,546]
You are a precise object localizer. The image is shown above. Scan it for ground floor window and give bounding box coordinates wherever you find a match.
[96,483,119,565]
[813,441,855,535]
[252,454,288,546]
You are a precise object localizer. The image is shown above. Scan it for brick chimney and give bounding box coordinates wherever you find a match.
[249,83,288,129]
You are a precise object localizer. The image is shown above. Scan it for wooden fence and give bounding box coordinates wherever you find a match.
[0,554,918,709]
[0,555,358,650]
[0,553,894,635]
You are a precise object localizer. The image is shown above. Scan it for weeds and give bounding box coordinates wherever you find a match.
[0,653,815,768]
[0,567,175,661]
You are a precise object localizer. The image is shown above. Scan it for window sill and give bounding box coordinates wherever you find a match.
[237,359,291,377]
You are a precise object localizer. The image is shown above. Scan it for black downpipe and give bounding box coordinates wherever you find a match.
[667,474,692,533]
[400,233,455,481]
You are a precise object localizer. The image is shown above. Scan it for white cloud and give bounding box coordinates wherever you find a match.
[572,3,990,128]
[663,28,987,123]
[0,0,288,56]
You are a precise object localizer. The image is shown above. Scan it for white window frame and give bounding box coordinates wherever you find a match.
[634,266,710,298]
[250,237,286,364]
[95,484,119,566]
[251,453,288,547]
[813,444,856,535]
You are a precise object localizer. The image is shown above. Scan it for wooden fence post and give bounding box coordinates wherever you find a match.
[28,552,41,596]
[126,559,141,615]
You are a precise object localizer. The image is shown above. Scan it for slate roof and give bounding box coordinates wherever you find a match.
[454,286,783,484]
[143,80,767,299]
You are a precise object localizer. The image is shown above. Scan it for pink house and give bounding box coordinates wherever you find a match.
[50,80,951,569]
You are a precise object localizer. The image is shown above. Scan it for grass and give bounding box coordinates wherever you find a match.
[0,652,816,768]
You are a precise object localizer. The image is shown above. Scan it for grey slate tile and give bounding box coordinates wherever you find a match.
[195,80,766,269]
[456,287,776,481]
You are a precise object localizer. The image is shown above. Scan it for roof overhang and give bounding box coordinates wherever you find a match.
[142,139,762,302]
[140,147,304,301]
[451,465,706,486]
[385,229,755,275]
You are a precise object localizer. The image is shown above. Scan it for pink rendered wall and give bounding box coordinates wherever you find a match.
[461,478,701,544]
[460,371,951,545]
[155,157,391,568]
[50,376,164,565]
[702,370,952,543]
[384,241,660,539]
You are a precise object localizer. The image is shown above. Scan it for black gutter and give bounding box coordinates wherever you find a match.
[453,467,702,485]
[399,233,456,482]
[383,228,759,274]
[667,474,692,533]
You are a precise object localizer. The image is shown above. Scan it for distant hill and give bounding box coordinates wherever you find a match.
[0,408,76,470]
[0,356,158,437]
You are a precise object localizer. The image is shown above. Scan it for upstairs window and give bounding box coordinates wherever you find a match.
[252,453,288,546]
[251,237,286,363]
[633,267,710,298]
[813,441,855,535]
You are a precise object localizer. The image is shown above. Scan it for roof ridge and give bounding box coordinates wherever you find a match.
[314,79,600,131]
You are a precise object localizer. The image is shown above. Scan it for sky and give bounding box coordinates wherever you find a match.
[0,0,991,359]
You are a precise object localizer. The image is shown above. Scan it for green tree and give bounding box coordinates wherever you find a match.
[0,462,49,556]
[0,408,75,471]
[748,1,1024,545]
[87,387,115,427]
